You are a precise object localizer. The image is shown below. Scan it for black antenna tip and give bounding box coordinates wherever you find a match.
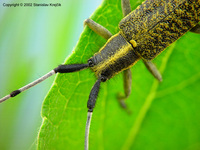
[10,90,21,97]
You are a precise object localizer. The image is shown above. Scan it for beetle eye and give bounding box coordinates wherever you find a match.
[88,59,94,67]
[100,75,107,82]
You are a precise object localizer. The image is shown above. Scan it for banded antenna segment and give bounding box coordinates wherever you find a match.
[0,63,89,103]
[0,70,56,103]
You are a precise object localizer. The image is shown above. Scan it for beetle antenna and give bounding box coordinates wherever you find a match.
[0,70,56,103]
[0,64,89,103]
[85,111,93,150]
[85,77,102,150]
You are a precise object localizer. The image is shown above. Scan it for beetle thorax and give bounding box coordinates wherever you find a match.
[89,33,139,81]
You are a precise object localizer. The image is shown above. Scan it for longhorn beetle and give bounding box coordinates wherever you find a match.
[0,0,200,149]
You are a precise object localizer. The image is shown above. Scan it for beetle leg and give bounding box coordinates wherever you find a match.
[190,24,200,34]
[117,68,132,114]
[143,60,162,82]
[121,0,132,17]
[84,18,112,40]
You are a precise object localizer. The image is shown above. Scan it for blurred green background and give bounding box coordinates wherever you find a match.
[0,0,101,149]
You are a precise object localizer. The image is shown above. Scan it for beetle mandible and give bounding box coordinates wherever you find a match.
[0,0,200,149]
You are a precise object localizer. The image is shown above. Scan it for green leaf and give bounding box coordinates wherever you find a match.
[38,0,200,149]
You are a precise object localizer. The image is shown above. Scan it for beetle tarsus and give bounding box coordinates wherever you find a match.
[117,92,132,114]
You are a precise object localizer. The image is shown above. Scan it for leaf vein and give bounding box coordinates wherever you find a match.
[121,43,176,150]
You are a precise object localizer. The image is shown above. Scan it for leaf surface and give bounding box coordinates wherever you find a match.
[38,0,200,149]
